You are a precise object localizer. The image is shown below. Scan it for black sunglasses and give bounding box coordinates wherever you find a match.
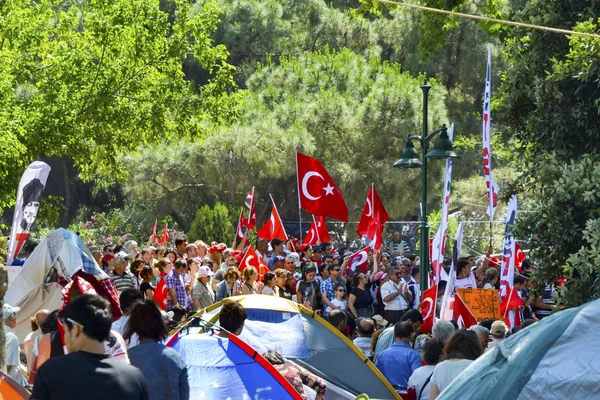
[336,289,346,292]
[334,268,341,272]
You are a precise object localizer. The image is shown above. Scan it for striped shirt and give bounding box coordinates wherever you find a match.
[111,271,135,293]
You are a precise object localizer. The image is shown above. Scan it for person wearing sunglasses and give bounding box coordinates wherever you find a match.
[381,266,412,325]
[325,283,348,314]
[31,294,149,400]
[320,263,347,317]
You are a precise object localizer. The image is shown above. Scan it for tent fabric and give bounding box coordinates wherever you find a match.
[439,298,600,399]
[175,331,301,400]
[6,228,105,307]
[186,295,400,400]
[0,371,31,400]
[6,228,108,342]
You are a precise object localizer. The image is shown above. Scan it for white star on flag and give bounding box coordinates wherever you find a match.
[323,184,334,195]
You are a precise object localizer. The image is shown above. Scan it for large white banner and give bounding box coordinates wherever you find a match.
[499,195,518,298]
[440,221,464,321]
[7,161,51,265]
[482,44,499,222]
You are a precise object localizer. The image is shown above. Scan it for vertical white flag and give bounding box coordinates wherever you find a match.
[7,161,51,265]
[482,44,499,221]
[432,124,455,282]
[440,221,464,321]
[499,195,518,298]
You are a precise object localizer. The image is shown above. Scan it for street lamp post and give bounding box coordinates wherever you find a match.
[393,78,458,291]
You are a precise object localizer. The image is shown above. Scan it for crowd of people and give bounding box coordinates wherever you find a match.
[4,228,559,399]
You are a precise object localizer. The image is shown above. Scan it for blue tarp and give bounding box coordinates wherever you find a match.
[177,333,298,400]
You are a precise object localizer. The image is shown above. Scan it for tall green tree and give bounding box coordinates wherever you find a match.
[0,0,240,210]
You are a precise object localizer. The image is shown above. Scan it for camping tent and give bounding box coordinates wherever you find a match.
[0,371,30,400]
[176,295,399,400]
[5,228,108,341]
[171,330,302,399]
[439,297,600,399]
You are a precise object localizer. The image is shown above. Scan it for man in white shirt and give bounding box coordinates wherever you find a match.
[380,266,412,325]
[454,259,478,291]
[3,304,25,385]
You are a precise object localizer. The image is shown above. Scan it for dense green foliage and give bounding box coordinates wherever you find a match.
[3,0,600,306]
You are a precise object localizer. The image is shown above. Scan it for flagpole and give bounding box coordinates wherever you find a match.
[313,215,320,243]
[295,153,303,242]
[270,194,289,241]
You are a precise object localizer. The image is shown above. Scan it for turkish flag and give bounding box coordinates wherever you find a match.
[244,187,256,229]
[454,293,478,328]
[296,152,348,222]
[316,216,330,243]
[152,274,168,310]
[420,284,437,333]
[514,242,526,272]
[257,203,287,241]
[239,245,270,281]
[346,247,370,275]
[501,287,523,328]
[365,209,385,250]
[303,216,320,246]
[159,224,170,245]
[236,209,249,245]
[357,184,389,236]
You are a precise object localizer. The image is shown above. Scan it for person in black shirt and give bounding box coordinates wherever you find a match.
[30,294,148,400]
[348,272,374,318]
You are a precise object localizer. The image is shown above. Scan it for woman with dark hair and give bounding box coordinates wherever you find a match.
[215,267,242,302]
[409,339,443,400]
[274,268,292,300]
[139,267,155,299]
[261,272,276,295]
[130,259,146,289]
[429,329,482,399]
[126,300,189,400]
[263,350,327,400]
[296,263,320,310]
[165,249,178,264]
[348,272,373,319]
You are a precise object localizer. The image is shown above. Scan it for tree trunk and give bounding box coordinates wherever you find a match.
[61,158,71,227]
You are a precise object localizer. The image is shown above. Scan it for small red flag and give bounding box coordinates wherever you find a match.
[302,216,320,246]
[152,275,168,310]
[236,209,249,245]
[239,245,270,281]
[159,224,170,245]
[315,216,330,243]
[420,284,437,333]
[296,152,348,222]
[357,184,389,237]
[454,293,478,328]
[514,242,526,272]
[257,202,287,241]
[244,187,256,229]
[500,287,523,328]
[345,247,370,275]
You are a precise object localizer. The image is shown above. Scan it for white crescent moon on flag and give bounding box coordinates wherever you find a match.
[457,315,465,329]
[422,297,433,321]
[237,221,244,238]
[306,229,315,244]
[270,215,275,236]
[366,196,373,217]
[245,255,255,269]
[301,171,324,201]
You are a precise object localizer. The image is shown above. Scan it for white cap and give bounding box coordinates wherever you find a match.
[2,304,20,320]
[197,266,214,278]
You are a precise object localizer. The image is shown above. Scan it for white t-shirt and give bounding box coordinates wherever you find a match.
[408,365,435,400]
[5,326,21,382]
[111,315,140,348]
[431,359,473,393]
[381,280,409,310]
[262,286,275,295]
[326,298,347,313]
[454,272,478,291]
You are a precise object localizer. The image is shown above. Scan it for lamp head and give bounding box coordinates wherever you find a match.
[425,125,459,159]
[393,140,422,169]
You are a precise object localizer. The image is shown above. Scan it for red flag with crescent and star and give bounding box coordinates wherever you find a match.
[420,284,437,334]
[296,152,348,222]
[244,187,256,229]
[346,247,370,275]
[152,274,168,310]
[454,292,478,328]
[302,216,320,246]
[236,209,250,245]
[152,219,158,244]
[257,202,287,241]
[159,223,170,245]
[239,245,270,281]
[356,184,389,237]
